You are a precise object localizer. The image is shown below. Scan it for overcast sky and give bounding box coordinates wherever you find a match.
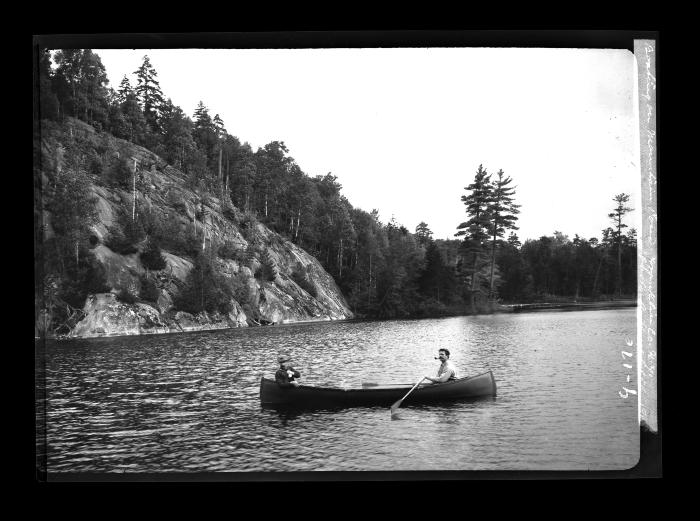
[92,47,641,242]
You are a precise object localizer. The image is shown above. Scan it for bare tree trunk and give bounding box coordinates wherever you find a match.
[368,254,372,308]
[202,216,206,251]
[592,250,605,297]
[617,241,622,298]
[339,238,343,278]
[132,158,138,221]
[488,226,497,300]
[218,146,222,182]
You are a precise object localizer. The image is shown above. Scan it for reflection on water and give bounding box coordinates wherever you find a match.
[37,309,638,472]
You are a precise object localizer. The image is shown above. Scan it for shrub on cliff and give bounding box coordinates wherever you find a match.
[116,288,137,304]
[57,250,112,309]
[140,238,167,270]
[255,250,278,282]
[105,156,133,188]
[166,189,188,215]
[230,273,254,306]
[139,275,160,302]
[151,217,200,258]
[104,225,139,254]
[291,264,317,298]
[174,253,233,315]
[104,209,148,255]
[217,241,246,263]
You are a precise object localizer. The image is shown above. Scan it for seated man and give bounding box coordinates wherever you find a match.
[275,353,301,387]
[425,348,457,384]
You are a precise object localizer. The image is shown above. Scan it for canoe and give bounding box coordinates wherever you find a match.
[259,370,496,409]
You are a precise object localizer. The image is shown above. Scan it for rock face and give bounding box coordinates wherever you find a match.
[41,119,353,339]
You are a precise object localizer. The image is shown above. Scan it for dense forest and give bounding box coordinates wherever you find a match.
[35,49,637,323]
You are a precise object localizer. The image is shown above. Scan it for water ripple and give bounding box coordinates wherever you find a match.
[38,309,638,473]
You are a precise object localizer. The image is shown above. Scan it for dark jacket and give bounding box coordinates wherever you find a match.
[275,366,301,387]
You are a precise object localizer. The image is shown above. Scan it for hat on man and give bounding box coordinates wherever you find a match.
[277,353,291,364]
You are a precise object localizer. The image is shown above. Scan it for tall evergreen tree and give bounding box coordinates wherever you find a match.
[415,222,433,246]
[192,101,217,175]
[133,55,165,133]
[161,99,197,170]
[608,193,633,297]
[213,114,226,183]
[486,169,520,299]
[117,75,133,104]
[38,49,60,121]
[455,164,493,312]
[121,87,148,144]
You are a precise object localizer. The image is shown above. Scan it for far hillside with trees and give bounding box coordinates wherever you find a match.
[36,48,637,326]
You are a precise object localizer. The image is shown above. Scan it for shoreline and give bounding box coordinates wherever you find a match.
[503,299,637,313]
[37,300,637,342]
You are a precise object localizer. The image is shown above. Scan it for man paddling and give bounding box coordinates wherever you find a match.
[425,348,457,384]
[275,354,301,388]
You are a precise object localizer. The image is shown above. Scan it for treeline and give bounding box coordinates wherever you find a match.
[36,49,637,325]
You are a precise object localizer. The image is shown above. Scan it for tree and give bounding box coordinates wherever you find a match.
[120,87,148,144]
[38,49,60,121]
[161,99,197,170]
[117,75,133,104]
[258,249,279,282]
[455,164,493,312]
[51,49,83,119]
[415,222,433,246]
[140,238,167,271]
[418,241,445,301]
[192,101,217,166]
[213,114,226,181]
[608,193,633,297]
[231,143,257,213]
[134,55,165,133]
[51,49,110,128]
[43,145,100,273]
[175,253,233,314]
[486,169,520,299]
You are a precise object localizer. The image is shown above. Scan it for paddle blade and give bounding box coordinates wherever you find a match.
[390,399,403,418]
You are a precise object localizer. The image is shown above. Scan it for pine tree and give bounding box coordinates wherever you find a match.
[415,222,433,246]
[134,55,165,133]
[608,193,633,297]
[161,99,197,170]
[38,49,60,121]
[192,101,217,175]
[455,164,493,312]
[486,169,520,299]
[117,75,133,104]
[260,249,278,282]
[213,114,226,183]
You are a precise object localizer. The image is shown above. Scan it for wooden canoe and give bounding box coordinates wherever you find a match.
[259,370,496,408]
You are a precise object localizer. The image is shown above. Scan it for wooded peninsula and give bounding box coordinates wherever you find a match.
[35,50,637,337]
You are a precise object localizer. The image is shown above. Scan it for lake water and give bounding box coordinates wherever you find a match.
[36,308,639,474]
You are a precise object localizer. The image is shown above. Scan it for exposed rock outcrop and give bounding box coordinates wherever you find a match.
[40,119,353,339]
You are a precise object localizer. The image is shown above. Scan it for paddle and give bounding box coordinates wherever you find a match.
[390,376,428,418]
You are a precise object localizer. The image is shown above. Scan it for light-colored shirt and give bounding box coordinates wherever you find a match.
[435,360,456,382]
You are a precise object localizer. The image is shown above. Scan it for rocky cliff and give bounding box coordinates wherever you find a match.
[39,119,353,338]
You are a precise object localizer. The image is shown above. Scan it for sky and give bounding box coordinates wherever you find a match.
[91,47,641,242]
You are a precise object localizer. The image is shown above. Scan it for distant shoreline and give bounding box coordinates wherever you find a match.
[502,299,637,313]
